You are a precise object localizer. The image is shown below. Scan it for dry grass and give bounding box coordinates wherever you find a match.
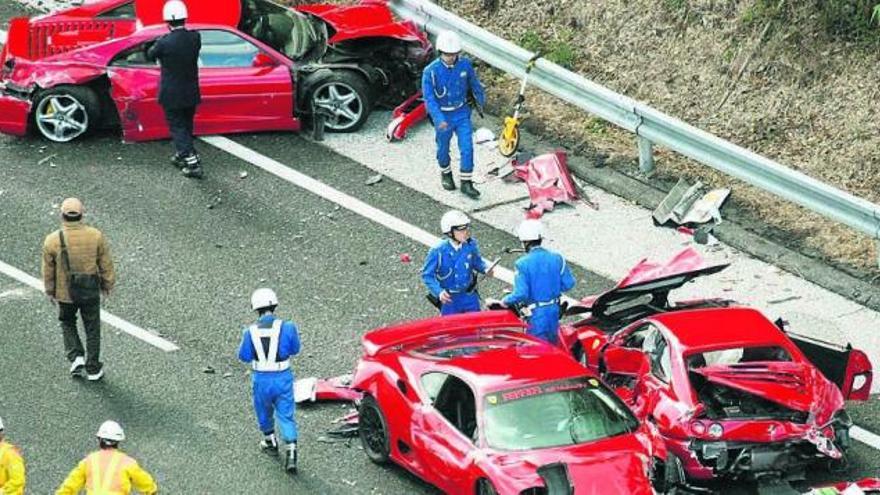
[445,0,880,276]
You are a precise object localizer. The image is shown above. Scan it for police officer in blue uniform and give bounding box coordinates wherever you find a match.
[146,0,203,179]
[501,220,576,344]
[422,31,486,199]
[422,210,493,315]
[238,288,302,473]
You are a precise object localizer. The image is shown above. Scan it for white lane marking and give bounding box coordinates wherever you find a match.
[0,29,7,45]
[201,135,518,284]
[852,425,880,450]
[0,259,179,352]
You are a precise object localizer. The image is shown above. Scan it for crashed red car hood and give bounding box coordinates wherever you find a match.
[579,247,728,315]
[493,447,653,494]
[297,2,426,44]
[694,361,843,414]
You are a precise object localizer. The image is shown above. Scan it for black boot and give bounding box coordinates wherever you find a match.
[181,153,204,179]
[259,434,279,456]
[461,180,481,199]
[283,442,298,474]
[440,171,456,191]
[170,153,186,169]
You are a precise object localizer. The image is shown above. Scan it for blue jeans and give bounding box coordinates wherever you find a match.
[435,107,474,174]
[252,370,297,442]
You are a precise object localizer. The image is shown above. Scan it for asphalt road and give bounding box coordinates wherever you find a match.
[0,126,876,494]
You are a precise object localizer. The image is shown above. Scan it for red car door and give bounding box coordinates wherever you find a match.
[107,28,296,142]
[413,372,479,493]
[193,29,296,135]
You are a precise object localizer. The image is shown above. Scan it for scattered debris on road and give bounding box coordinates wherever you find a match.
[202,366,215,374]
[37,154,56,166]
[365,174,383,186]
[653,178,729,226]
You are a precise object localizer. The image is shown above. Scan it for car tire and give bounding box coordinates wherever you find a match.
[476,478,498,495]
[358,394,390,464]
[33,85,101,143]
[656,454,686,493]
[306,70,372,133]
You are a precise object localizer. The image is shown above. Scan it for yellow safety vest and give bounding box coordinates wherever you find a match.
[85,450,130,494]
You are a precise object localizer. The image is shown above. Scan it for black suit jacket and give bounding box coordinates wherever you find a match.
[147,27,201,109]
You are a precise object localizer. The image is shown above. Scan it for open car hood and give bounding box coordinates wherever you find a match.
[580,248,728,317]
[498,449,653,494]
[694,361,841,413]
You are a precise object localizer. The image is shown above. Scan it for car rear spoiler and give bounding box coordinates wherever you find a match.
[361,310,526,357]
[780,319,873,401]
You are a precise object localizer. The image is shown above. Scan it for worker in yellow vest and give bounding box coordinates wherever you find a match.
[0,416,26,495]
[55,421,157,495]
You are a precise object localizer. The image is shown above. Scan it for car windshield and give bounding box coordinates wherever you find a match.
[239,0,321,60]
[483,378,639,451]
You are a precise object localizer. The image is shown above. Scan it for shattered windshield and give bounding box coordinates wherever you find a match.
[483,378,638,451]
[239,0,321,60]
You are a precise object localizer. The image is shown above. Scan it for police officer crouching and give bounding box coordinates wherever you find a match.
[422,210,492,315]
[147,0,203,179]
[500,220,576,344]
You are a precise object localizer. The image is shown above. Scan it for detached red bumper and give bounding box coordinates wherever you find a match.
[0,92,31,136]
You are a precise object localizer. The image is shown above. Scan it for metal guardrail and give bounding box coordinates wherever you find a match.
[390,0,880,244]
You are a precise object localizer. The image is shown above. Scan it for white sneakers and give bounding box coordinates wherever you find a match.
[69,356,85,376]
[69,357,103,381]
[87,368,104,381]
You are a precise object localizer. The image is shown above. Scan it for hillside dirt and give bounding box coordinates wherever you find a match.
[443,0,880,281]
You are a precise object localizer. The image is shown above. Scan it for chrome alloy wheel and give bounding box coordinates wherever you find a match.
[312,82,364,131]
[36,94,89,142]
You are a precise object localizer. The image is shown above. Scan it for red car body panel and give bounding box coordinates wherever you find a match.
[296,2,426,44]
[0,96,31,136]
[560,248,872,482]
[351,312,667,494]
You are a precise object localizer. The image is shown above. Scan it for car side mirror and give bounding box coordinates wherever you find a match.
[604,347,649,376]
[252,52,277,68]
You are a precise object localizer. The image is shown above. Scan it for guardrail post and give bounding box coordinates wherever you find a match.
[638,136,655,175]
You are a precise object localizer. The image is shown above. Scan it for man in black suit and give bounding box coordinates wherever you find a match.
[147,0,203,178]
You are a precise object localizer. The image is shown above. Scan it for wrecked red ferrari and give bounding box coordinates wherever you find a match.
[0,0,430,142]
[350,310,683,494]
[558,248,873,483]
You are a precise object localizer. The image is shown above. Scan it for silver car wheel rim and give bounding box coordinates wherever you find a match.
[312,82,363,131]
[36,94,89,142]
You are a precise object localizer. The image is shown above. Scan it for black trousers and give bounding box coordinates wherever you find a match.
[59,300,102,374]
[163,105,197,157]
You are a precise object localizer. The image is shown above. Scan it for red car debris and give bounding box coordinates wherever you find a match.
[558,248,873,483]
[348,310,683,494]
[0,0,430,142]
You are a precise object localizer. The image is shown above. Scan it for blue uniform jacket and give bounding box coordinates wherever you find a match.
[422,238,488,296]
[502,247,576,307]
[238,314,301,376]
[421,57,486,126]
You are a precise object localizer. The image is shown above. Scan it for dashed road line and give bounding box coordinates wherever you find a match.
[0,259,179,352]
[852,425,880,451]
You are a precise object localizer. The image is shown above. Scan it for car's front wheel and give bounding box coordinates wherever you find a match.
[33,85,101,142]
[476,478,498,495]
[358,394,390,464]
[307,71,372,132]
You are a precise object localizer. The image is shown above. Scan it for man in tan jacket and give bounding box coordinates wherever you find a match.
[42,198,115,381]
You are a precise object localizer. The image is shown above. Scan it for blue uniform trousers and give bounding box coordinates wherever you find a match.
[435,107,474,174]
[528,305,561,345]
[252,370,297,443]
[440,291,481,315]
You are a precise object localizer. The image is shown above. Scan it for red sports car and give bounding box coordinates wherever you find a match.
[558,248,873,483]
[0,0,430,142]
[349,310,683,495]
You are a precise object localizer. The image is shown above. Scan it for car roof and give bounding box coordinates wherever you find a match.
[649,307,791,353]
[405,330,592,394]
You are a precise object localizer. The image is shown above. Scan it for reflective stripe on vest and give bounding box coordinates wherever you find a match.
[86,450,129,494]
[249,319,290,372]
[0,442,9,486]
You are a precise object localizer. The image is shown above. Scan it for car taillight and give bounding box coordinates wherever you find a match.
[690,420,706,436]
[707,423,724,439]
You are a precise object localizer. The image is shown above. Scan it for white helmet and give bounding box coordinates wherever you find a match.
[436,30,462,54]
[517,219,544,242]
[251,288,278,311]
[441,210,470,234]
[163,0,188,22]
[96,421,125,442]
